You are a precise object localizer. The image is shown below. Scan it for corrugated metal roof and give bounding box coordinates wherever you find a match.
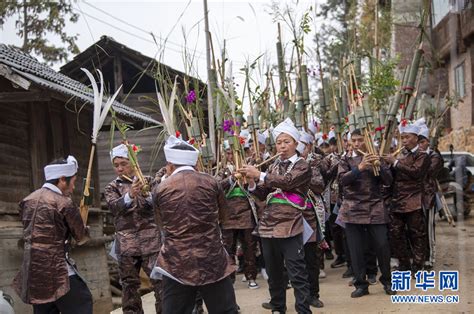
[0,44,160,125]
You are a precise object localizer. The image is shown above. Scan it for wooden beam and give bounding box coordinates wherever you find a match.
[0,91,51,103]
[0,64,31,90]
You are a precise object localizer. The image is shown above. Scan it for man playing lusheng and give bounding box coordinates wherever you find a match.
[338,129,396,298]
[239,118,312,314]
[105,144,162,314]
[382,121,430,274]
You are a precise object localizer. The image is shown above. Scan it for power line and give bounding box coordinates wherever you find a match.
[74,4,207,61]
[82,1,190,53]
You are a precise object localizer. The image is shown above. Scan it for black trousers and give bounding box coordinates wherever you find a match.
[162,276,238,314]
[345,224,391,290]
[329,212,345,258]
[33,275,92,314]
[261,235,311,314]
[304,242,321,299]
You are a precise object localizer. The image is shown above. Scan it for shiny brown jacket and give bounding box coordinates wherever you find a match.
[423,150,444,209]
[302,154,327,242]
[13,187,89,304]
[391,147,430,213]
[217,166,255,229]
[338,154,393,224]
[104,176,161,256]
[153,169,234,286]
[252,158,312,238]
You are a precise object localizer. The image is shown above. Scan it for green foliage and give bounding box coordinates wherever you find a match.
[0,0,80,64]
[364,58,400,110]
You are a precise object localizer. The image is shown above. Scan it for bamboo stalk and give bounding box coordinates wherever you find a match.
[80,144,96,225]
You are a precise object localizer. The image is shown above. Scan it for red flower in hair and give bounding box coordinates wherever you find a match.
[239,136,246,145]
[188,138,195,145]
[322,133,328,140]
[401,119,408,127]
[175,130,181,138]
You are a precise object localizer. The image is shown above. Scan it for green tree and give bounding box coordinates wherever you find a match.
[0,0,80,64]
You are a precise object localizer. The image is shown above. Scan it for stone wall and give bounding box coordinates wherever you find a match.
[438,126,474,153]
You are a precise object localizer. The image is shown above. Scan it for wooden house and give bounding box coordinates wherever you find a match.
[61,35,208,192]
[0,44,159,314]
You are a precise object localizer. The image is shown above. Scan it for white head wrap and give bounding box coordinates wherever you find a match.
[164,136,200,166]
[240,129,251,149]
[399,120,420,135]
[272,118,300,142]
[328,130,336,140]
[414,117,430,139]
[44,155,78,181]
[307,120,318,135]
[300,131,314,145]
[257,132,267,145]
[110,144,129,161]
[296,141,306,155]
[223,140,231,151]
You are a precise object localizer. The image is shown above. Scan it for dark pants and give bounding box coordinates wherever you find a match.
[366,237,378,276]
[33,275,92,314]
[118,253,162,314]
[389,209,427,270]
[222,228,258,280]
[345,224,391,290]
[162,276,238,314]
[261,235,311,314]
[329,213,345,258]
[304,242,321,299]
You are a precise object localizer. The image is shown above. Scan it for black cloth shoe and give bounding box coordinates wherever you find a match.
[309,297,324,308]
[342,267,354,278]
[368,274,377,285]
[262,302,272,310]
[325,250,335,260]
[351,288,369,298]
[384,285,397,295]
[331,256,346,268]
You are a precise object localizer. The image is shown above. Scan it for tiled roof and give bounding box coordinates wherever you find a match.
[0,44,160,125]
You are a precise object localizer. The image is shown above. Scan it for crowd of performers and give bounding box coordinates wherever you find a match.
[13,115,443,314]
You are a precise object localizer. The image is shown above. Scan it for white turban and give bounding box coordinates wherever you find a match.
[299,131,314,145]
[399,120,420,135]
[240,129,251,149]
[328,130,336,140]
[164,136,200,166]
[44,155,78,181]
[257,132,267,145]
[110,144,129,161]
[307,120,318,135]
[414,117,430,139]
[223,140,231,151]
[296,141,306,155]
[418,124,430,139]
[272,118,300,142]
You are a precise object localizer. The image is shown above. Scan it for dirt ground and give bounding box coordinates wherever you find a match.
[112,215,474,313]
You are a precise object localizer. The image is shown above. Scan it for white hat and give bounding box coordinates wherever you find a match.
[328,130,336,140]
[164,136,200,166]
[223,140,231,151]
[414,117,430,139]
[240,129,251,149]
[272,118,300,142]
[418,124,430,139]
[296,141,306,155]
[307,120,318,135]
[111,144,129,161]
[257,132,267,145]
[44,155,78,180]
[399,120,420,135]
[300,131,314,145]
